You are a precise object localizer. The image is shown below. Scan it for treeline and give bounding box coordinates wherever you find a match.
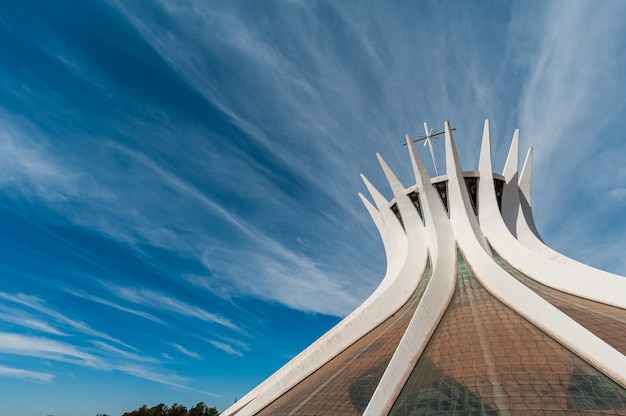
[117,402,219,416]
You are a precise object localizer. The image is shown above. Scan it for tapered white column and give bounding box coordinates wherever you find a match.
[501,130,520,236]
[477,121,626,309]
[516,148,543,242]
[363,134,457,416]
[456,119,626,390]
[513,147,626,292]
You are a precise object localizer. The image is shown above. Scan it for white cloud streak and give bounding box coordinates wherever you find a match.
[116,363,219,397]
[0,364,55,383]
[0,332,100,367]
[205,339,243,358]
[0,333,214,393]
[91,341,160,364]
[105,284,238,331]
[172,343,203,360]
[0,309,66,336]
[0,292,134,349]
[518,1,626,162]
[67,289,165,325]
[108,142,369,316]
[0,110,370,317]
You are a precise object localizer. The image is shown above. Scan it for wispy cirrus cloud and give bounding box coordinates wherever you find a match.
[67,289,165,326]
[172,343,202,360]
[0,332,212,393]
[105,284,238,331]
[517,2,626,161]
[205,339,244,358]
[0,332,100,367]
[0,331,215,394]
[105,142,373,316]
[0,115,93,202]
[0,291,133,349]
[0,364,54,383]
[91,341,160,364]
[116,363,219,397]
[0,309,66,336]
[0,110,373,317]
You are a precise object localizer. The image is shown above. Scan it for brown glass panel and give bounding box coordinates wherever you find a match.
[255,259,433,416]
[389,251,626,415]
[492,247,626,355]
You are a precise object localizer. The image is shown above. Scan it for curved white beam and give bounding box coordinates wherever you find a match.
[501,129,520,236]
[361,174,408,283]
[448,119,626,389]
[516,147,543,242]
[514,147,626,291]
[363,131,458,416]
[477,120,626,309]
[221,166,426,416]
[443,120,489,253]
[376,154,429,299]
[458,220,626,390]
[358,193,398,294]
[407,133,446,260]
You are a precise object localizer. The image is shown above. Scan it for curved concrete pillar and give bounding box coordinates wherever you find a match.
[443,121,489,253]
[500,129,520,236]
[363,133,458,416]
[406,133,450,261]
[477,120,626,309]
[222,167,427,416]
[514,147,626,293]
[361,174,408,286]
[376,154,427,253]
[450,120,626,390]
[376,154,429,300]
[516,147,543,242]
[358,193,399,295]
[457,225,626,391]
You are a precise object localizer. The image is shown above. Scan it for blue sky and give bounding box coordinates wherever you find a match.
[1,1,626,415]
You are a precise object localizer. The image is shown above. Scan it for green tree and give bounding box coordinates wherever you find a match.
[168,403,187,416]
[122,404,149,416]
[121,401,219,416]
[189,402,219,416]
[150,403,168,416]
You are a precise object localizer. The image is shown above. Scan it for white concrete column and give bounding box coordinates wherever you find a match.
[363,131,458,416]
[222,163,427,416]
[459,120,626,389]
[477,120,626,309]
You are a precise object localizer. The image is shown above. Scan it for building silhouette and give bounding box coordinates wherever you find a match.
[222,120,626,415]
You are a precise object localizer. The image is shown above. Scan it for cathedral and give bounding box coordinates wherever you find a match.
[222,120,626,415]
